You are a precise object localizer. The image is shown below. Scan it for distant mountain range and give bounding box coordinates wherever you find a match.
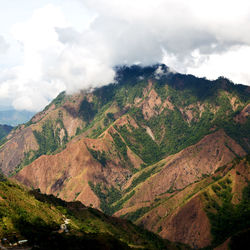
[0,109,35,126]
[0,64,249,249]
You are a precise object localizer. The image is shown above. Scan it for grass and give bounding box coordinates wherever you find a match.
[203,163,250,246]
[0,179,180,249]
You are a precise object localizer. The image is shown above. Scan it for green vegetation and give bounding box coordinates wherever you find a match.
[204,180,250,246]
[33,117,68,157]
[0,170,6,182]
[87,148,107,167]
[113,73,250,161]
[33,120,59,155]
[43,91,66,112]
[117,125,162,164]
[88,182,122,215]
[79,98,97,123]
[111,191,135,213]
[104,112,115,126]
[124,166,158,193]
[11,116,69,175]
[76,100,114,139]
[121,207,151,222]
[0,124,12,141]
[0,180,63,247]
[88,182,135,215]
[111,132,128,159]
[0,179,175,250]
[146,107,213,155]
[10,151,38,176]
[132,84,249,159]
[0,124,13,147]
[34,120,64,156]
[52,91,66,108]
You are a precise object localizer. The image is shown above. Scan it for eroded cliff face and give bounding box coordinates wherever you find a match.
[127,157,250,248]
[14,117,143,208]
[121,130,245,206]
[15,138,101,207]
[0,127,38,175]
[0,93,86,176]
[162,196,211,248]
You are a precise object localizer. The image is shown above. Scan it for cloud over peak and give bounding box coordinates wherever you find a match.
[0,0,250,111]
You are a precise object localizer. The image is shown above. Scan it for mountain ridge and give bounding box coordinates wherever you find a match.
[0,176,188,249]
[1,65,249,176]
[0,64,249,248]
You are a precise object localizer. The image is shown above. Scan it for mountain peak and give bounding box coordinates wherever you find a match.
[0,63,249,249]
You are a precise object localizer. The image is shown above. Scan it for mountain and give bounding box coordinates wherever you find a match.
[0,176,187,249]
[0,64,249,248]
[0,109,35,126]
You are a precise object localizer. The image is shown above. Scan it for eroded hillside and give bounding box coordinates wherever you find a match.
[0,64,249,249]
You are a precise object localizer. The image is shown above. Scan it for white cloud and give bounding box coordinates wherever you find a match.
[186,45,250,84]
[0,35,9,54]
[46,38,115,93]
[0,3,114,111]
[80,0,250,57]
[0,4,66,111]
[1,0,250,112]
[77,0,250,84]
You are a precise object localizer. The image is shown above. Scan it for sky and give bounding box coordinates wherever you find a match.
[0,0,250,112]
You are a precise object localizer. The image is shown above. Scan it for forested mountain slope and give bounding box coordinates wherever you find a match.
[0,176,186,249]
[0,64,249,248]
